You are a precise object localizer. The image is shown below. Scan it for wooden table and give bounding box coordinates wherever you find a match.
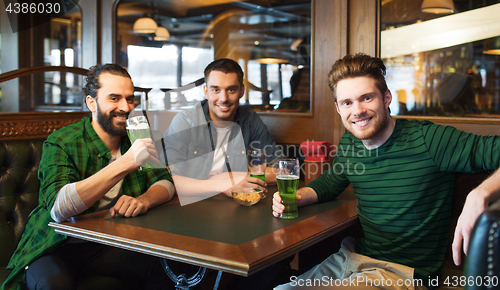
[49,187,357,279]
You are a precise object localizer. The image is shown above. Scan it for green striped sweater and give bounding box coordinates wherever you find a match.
[308,119,500,278]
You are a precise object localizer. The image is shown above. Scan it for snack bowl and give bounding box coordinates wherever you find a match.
[231,187,262,206]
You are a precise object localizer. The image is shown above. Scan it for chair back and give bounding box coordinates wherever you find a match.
[464,199,500,290]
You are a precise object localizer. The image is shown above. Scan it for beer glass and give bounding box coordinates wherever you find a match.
[126,116,153,169]
[276,158,300,219]
[247,148,267,197]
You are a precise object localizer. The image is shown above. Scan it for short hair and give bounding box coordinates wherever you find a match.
[204,58,244,87]
[327,53,388,102]
[83,63,131,99]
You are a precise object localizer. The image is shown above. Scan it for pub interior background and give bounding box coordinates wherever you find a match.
[0,0,499,286]
[0,0,499,148]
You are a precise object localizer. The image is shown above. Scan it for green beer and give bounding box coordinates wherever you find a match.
[127,128,151,141]
[250,171,265,182]
[277,174,299,219]
[250,171,266,198]
[126,127,153,168]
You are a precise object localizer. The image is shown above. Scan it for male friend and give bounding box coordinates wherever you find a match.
[164,58,279,204]
[273,53,500,289]
[164,58,287,289]
[2,64,174,290]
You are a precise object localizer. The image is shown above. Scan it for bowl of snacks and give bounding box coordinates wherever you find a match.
[231,187,262,206]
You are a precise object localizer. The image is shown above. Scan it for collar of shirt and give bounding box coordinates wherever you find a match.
[83,116,131,160]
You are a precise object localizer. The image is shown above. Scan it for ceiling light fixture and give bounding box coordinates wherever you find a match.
[252,47,289,64]
[154,26,170,41]
[421,0,454,14]
[133,17,158,34]
[483,37,500,55]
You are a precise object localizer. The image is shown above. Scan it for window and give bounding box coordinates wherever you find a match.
[42,17,83,111]
[116,0,311,112]
[381,0,500,117]
[0,1,82,112]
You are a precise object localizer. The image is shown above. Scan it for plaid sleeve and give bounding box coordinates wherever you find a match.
[37,139,83,211]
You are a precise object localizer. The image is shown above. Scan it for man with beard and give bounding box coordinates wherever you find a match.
[1,64,174,290]
[272,53,500,289]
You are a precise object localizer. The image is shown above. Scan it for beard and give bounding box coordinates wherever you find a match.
[345,109,390,141]
[96,103,129,137]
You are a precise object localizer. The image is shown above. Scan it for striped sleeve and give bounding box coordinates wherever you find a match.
[307,154,351,203]
[423,123,500,173]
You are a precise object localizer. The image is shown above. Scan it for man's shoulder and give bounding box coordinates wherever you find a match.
[397,118,434,127]
[236,105,261,123]
[187,101,204,114]
[396,118,448,135]
[175,102,205,123]
[46,117,89,145]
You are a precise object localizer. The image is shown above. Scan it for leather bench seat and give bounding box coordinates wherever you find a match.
[0,138,128,289]
[0,139,44,284]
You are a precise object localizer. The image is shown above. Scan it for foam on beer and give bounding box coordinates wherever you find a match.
[126,122,149,130]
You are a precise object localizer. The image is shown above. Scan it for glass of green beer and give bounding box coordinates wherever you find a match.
[126,116,153,169]
[247,149,267,197]
[276,158,300,219]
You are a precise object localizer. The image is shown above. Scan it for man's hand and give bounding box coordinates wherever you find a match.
[272,191,302,217]
[110,195,149,217]
[215,172,267,197]
[272,187,318,217]
[123,138,160,169]
[452,189,488,266]
[237,174,267,192]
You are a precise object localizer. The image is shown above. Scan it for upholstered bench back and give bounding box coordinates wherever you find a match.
[0,139,44,282]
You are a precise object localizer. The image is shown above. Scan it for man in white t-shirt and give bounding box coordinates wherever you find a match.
[164,58,279,205]
[164,57,288,290]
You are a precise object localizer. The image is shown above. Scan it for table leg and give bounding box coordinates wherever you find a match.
[162,259,225,290]
[213,270,223,290]
[161,259,206,289]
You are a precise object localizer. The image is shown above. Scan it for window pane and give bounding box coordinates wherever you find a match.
[117,0,311,112]
[381,0,500,117]
[0,1,82,112]
[181,46,213,105]
[40,15,83,111]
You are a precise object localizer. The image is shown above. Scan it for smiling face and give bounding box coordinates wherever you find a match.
[86,73,135,137]
[204,71,244,122]
[335,76,394,146]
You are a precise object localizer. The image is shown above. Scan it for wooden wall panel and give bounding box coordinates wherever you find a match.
[81,0,99,69]
[101,0,118,64]
[261,0,349,147]
[349,0,378,56]
[261,0,382,148]
[314,0,348,148]
[0,112,90,140]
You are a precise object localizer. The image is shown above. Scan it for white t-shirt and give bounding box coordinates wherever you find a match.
[208,124,233,177]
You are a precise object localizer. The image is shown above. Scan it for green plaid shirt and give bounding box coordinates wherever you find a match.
[1,116,172,290]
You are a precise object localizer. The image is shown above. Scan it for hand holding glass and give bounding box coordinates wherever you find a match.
[276,159,300,219]
[126,116,154,169]
[247,149,267,197]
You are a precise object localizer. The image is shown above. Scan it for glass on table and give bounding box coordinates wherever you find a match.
[276,158,300,219]
[247,148,267,197]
